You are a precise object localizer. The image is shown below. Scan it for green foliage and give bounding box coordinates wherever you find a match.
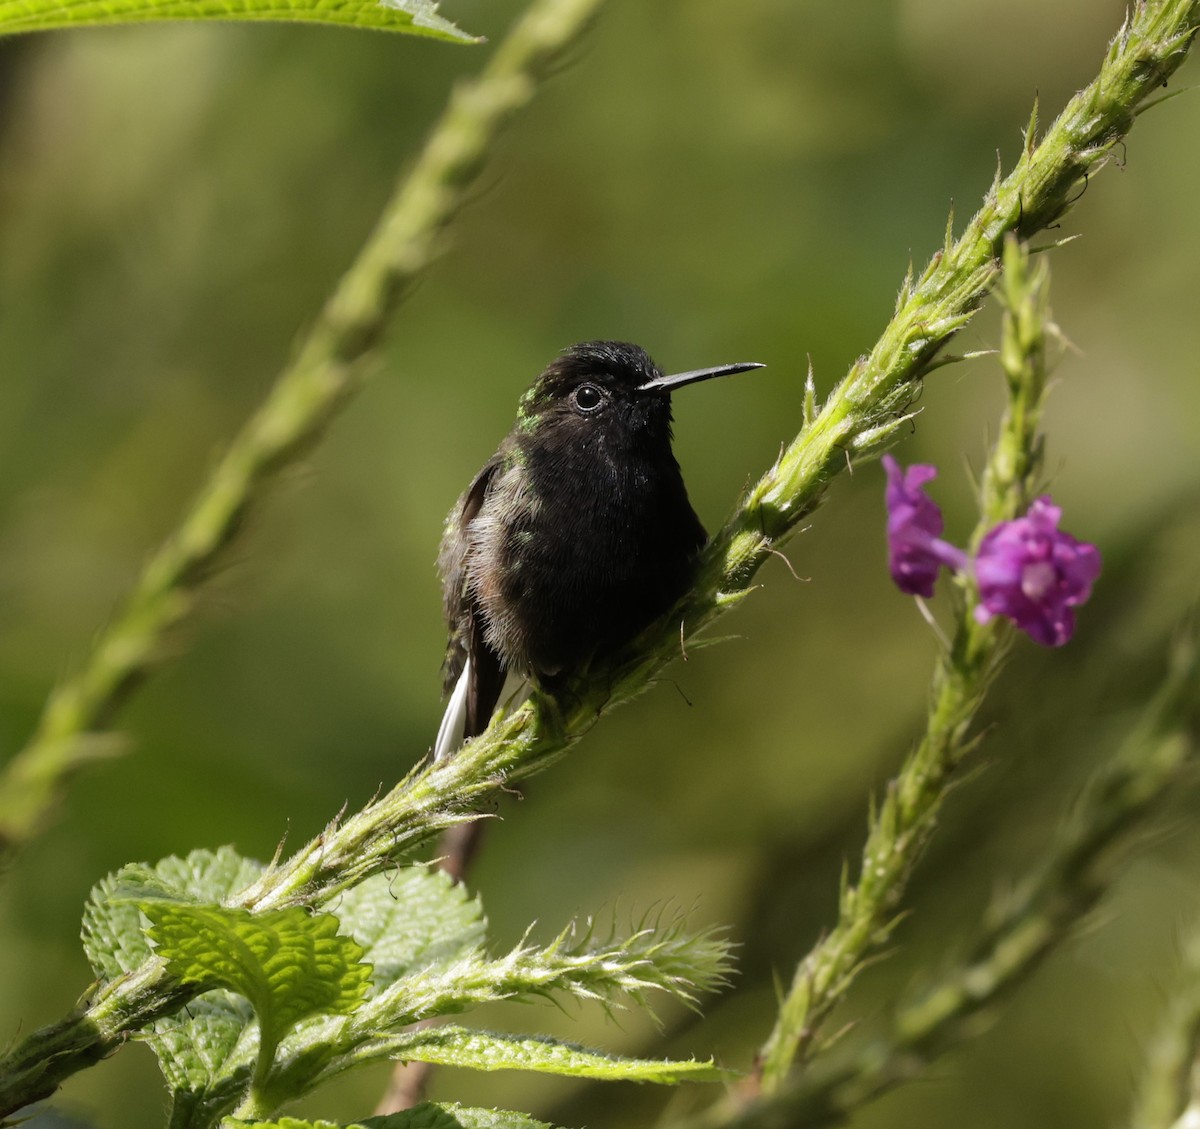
[142,901,372,1087]
[82,845,265,976]
[82,849,273,1123]
[334,865,486,985]
[0,0,477,40]
[756,234,1053,1091]
[144,901,370,1023]
[364,1026,724,1082]
[260,901,732,1107]
[228,1104,558,1128]
[79,848,731,1122]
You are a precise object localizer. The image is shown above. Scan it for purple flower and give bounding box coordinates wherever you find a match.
[883,457,1102,647]
[883,454,969,597]
[972,496,1102,647]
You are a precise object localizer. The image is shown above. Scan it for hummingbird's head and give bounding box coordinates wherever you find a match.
[516,340,764,451]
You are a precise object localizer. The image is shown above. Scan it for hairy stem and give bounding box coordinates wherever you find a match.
[1131,862,1200,1129]
[752,234,1053,1092]
[662,625,1198,1129]
[775,629,1198,1129]
[703,0,1199,609]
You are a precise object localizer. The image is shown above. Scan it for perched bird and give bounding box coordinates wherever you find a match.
[434,340,764,760]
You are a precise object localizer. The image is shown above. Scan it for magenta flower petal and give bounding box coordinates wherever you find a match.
[883,454,970,597]
[973,496,1102,646]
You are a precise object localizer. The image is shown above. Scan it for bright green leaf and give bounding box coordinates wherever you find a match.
[84,850,726,1119]
[227,1104,559,1128]
[80,850,493,1120]
[334,867,486,990]
[375,1025,727,1083]
[82,846,264,979]
[141,901,372,1057]
[152,993,256,1125]
[0,0,477,41]
[83,848,270,1123]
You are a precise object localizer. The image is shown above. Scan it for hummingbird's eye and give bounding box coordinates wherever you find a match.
[571,383,606,414]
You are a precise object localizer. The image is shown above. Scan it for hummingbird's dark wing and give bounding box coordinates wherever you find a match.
[435,456,510,759]
[439,456,501,691]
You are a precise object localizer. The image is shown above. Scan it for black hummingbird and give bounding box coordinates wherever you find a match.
[434,340,764,760]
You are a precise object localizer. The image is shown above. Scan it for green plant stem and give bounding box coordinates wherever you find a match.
[1,0,1197,1117]
[753,233,1052,1093]
[1131,881,1200,1128]
[787,630,1198,1129]
[233,1084,275,1122]
[665,626,1198,1129]
[247,1028,280,1121]
[980,235,1051,530]
[0,0,604,859]
[705,0,1198,607]
[0,956,195,1124]
[751,618,1003,1092]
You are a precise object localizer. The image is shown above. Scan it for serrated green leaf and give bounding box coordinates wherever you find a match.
[82,846,264,979]
[225,1119,353,1129]
[0,0,478,41]
[81,863,162,981]
[82,848,270,1123]
[226,1103,559,1128]
[151,993,255,1123]
[84,848,374,1122]
[142,901,372,1055]
[375,1025,727,1083]
[333,868,485,991]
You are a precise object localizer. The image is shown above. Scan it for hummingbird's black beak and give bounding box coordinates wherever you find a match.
[636,361,766,394]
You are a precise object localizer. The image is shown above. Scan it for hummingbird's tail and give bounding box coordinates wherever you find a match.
[432,659,529,761]
[432,659,472,761]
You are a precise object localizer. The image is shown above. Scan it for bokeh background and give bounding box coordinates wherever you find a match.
[1,1,1199,1125]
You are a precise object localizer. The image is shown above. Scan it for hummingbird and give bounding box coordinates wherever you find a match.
[433,340,765,760]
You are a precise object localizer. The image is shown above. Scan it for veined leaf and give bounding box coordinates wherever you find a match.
[0,0,477,41]
[83,849,728,1119]
[151,991,256,1125]
[227,1103,560,1128]
[83,848,270,1122]
[334,867,486,991]
[373,1025,727,1083]
[82,846,265,978]
[141,901,372,1055]
[81,849,498,1120]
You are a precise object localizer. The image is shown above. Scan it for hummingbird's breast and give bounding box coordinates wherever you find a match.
[473,431,706,678]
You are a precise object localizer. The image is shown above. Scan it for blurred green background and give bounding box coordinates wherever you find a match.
[1,1,1199,1125]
